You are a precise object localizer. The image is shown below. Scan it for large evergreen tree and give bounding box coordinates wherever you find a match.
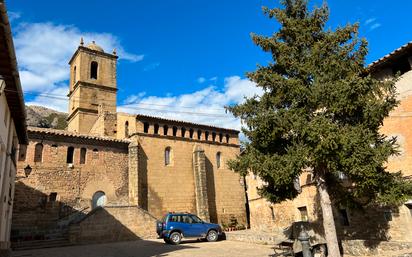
[228,1,412,256]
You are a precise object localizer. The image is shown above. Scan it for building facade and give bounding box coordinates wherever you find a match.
[245,42,412,245]
[12,40,246,243]
[0,2,28,256]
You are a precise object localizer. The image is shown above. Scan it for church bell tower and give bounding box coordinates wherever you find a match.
[67,38,118,133]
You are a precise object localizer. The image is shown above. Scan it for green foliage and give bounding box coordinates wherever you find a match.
[228,0,412,207]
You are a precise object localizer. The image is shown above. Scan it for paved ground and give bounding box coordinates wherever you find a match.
[12,239,276,257]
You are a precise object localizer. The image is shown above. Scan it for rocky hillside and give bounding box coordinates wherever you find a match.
[26,105,68,130]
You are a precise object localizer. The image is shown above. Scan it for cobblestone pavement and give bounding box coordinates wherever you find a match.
[12,239,276,257]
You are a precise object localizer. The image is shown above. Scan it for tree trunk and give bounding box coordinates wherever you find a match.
[318,177,340,257]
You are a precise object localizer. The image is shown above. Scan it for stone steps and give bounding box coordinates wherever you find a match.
[12,238,73,251]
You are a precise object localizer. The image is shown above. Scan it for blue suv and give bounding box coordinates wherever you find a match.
[156,212,222,245]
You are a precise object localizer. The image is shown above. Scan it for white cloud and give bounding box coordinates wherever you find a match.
[8,11,21,22]
[364,17,381,31]
[118,76,262,131]
[197,77,206,83]
[210,76,218,81]
[370,23,381,31]
[365,18,376,25]
[14,22,143,110]
[143,62,160,72]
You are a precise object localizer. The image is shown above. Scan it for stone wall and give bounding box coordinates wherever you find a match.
[69,206,157,244]
[135,133,247,227]
[12,131,129,236]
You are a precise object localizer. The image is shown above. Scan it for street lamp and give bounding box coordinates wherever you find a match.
[24,165,32,177]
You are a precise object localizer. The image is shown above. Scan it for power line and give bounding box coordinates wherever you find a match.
[18,89,229,112]
[5,89,235,118]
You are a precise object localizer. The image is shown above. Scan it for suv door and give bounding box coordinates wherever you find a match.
[189,215,208,237]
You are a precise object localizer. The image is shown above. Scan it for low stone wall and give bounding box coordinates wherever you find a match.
[68,205,158,244]
[342,240,412,256]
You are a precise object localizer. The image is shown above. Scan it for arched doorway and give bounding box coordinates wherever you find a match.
[92,191,106,209]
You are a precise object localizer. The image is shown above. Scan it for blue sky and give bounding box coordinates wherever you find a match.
[6,0,412,130]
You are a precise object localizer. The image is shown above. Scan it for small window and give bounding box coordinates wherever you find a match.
[339,209,350,226]
[197,130,202,140]
[216,152,221,168]
[143,122,150,133]
[181,127,186,138]
[219,133,223,143]
[90,61,98,79]
[125,121,129,138]
[165,147,172,166]
[298,206,309,222]
[80,148,87,164]
[212,132,216,141]
[205,131,209,141]
[154,124,159,134]
[189,129,194,139]
[93,148,99,159]
[306,174,313,184]
[225,134,230,143]
[34,143,43,163]
[73,66,77,84]
[163,125,169,136]
[18,145,27,161]
[172,126,178,136]
[67,146,74,164]
[49,192,57,202]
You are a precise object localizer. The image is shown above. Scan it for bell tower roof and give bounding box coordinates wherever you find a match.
[86,41,104,53]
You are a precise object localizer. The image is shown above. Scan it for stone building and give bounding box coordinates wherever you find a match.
[245,42,412,248]
[0,2,28,256]
[12,40,246,244]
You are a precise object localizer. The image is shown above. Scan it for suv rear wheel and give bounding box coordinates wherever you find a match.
[169,232,182,245]
[206,230,218,242]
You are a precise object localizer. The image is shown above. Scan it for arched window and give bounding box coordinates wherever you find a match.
[197,130,202,140]
[73,66,77,84]
[34,143,43,162]
[189,129,194,139]
[225,134,230,143]
[67,146,74,164]
[125,121,129,138]
[154,124,159,134]
[212,132,216,142]
[90,61,98,79]
[181,127,186,138]
[143,122,149,133]
[205,131,209,141]
[216,152,221,168]
[92,191,106,209]
[172,126,178,136]
[163,125,169,136]
[80,148,87,164]
[219,133,223,143]
[165,147,172,166]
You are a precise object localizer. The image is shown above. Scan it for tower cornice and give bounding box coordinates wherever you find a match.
[68,46,118,65]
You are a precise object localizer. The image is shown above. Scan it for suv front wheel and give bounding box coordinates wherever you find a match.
[169,232,182,245]
[206,230,218,242]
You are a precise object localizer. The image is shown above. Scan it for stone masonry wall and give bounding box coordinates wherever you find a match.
[13,136,129,236]
[136,134,246,227]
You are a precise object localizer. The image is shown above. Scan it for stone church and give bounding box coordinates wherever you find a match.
[12,40,246,243]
